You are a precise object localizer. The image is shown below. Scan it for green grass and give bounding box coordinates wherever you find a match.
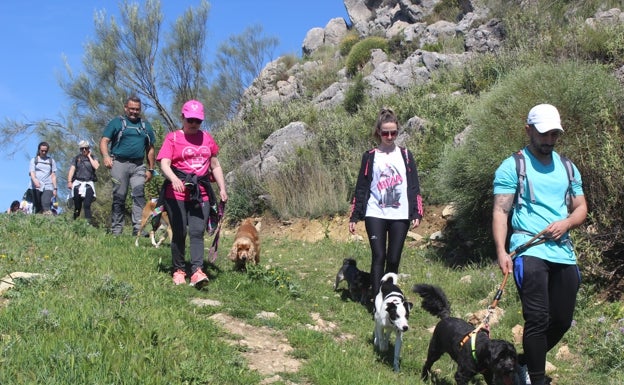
[0,213,623,384]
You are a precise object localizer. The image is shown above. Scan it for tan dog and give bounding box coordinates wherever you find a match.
[228,218,260,270]
[134,200,172,248]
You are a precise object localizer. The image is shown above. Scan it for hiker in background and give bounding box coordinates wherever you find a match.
[68,140,99,222]
[29,141,57,214]
[99,96,156,236]
[492,104,587,385]
[157,100,228,287]
[6,200,20,214]
[348,107,423,300]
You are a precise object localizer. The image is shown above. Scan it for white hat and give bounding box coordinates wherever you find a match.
[78,140,90,148]
[526,104,563,133]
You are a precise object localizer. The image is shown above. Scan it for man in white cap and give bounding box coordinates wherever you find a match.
[491,104,588,385]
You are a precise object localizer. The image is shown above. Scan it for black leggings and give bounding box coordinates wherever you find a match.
[72,185,95,220]
[513,255,580,385]
[165,198,209,275]
[364,217,410,295]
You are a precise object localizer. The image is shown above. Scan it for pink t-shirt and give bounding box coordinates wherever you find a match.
[157,129,219,201]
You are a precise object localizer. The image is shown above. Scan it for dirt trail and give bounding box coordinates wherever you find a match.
[198,207,448,383]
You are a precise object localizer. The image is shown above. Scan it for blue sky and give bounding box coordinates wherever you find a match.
[0,0,349,209]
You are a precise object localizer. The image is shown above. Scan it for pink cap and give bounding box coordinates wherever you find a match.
[181,100,204,120]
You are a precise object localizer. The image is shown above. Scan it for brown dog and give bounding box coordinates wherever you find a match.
[134,200,172,248]
[228,218,260,270]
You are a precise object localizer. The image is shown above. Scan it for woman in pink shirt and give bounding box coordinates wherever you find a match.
[157,100,228,287]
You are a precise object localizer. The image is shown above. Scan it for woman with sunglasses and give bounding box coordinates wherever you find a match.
[157,100,228,288]
[67,140,100,221]
[348,108,423,301]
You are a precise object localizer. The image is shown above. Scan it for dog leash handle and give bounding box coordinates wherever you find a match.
[490,271,509,309]
[508,228,549,258]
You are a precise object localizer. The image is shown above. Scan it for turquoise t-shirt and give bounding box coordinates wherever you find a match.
[102,116,156,159]
[493,147,584,264]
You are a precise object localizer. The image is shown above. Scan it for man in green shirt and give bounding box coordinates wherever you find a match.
[100,96,156,236]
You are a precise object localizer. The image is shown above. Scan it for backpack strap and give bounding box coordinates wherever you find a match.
[114,116,150,151]
[34,156,54,176]
[512,151,534,209]
[513,150,576,210]
[559,154,576,208]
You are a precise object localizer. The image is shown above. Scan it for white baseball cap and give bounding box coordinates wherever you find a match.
[526,104,563,133]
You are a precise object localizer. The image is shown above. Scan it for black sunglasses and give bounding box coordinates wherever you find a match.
[80,147,90,151]
[380,130,398,138]
[186,118,202,124]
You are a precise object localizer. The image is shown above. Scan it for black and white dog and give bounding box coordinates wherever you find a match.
[413,283,519,385]
[333,258,371,304]
[373,272,413,372]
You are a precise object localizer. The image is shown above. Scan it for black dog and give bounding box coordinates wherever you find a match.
[333,258,371,304]
[413,284,518,385]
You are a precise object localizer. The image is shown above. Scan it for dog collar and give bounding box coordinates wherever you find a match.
[383,292,403,300]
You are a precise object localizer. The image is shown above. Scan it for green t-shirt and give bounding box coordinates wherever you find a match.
[102,116,156,159]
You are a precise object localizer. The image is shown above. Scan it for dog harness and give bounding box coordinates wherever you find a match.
[468,327,490,363]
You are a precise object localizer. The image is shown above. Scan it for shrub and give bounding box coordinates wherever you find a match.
[421,35,465,54]
[225,172,267,223]
[460,52,519,95]
[264,146,350,219]
[343,74,368,115]
[345,36,388,77]
[387,32,421,63]
[300,47,342,97]
[339,30,360,57]
[575,23,624,65]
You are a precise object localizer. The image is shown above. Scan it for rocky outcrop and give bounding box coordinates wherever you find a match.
[228,122,315,184]
[241,0,502,113]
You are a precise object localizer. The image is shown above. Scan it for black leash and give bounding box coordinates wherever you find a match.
[207,201,226,263]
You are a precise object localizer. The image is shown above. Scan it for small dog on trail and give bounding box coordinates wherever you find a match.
[412,283,519,385]
[135,200,172,248]
[373,272,413,372]
[228,218,260,270]
[333,258,371,304]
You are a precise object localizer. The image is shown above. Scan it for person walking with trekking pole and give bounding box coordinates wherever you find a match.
[492,104,587,385]
[100,96,156,236]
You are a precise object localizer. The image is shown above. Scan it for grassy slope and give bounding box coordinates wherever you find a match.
[0,214,622,384]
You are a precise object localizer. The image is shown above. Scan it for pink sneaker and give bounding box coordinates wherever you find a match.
[172,269,186,285]
[190,269,209,287]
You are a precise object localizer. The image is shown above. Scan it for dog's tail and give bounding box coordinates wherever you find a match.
[380,272,398,285]
[412,283,451,319]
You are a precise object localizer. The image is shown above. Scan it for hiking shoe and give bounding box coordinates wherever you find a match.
[173,269,186,285]
[190,269,209,287]
[517,364,531,385]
